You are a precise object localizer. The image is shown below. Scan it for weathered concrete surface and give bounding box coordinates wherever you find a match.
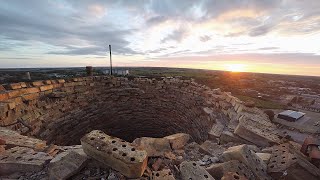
[267,143,320,180]
[223,145,272,180]
[221,172,248,180]
[164,133,190,150]
[180,161,215,180]
[151,169,175,180]
[0,146,52,175]
[81,130,148,178]
[48,151,88,180]
[0,128,46,150]
[133,137,172,157]
[206,160,254,180]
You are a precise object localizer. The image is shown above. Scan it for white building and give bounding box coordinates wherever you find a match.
[103,69,129,76]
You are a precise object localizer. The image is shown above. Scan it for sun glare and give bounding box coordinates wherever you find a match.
[225,64,246,72]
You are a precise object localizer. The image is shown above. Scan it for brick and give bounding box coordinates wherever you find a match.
[7,83,22,90]
[0,146,52,175]
[267,143,320,180]
[151,169,175,180]
[22,93,40,101]
[0,92,9,101]
[25,87,40,94]
[164,133,190,150]
[206,160,254,180]
[31,81,44,86]
[43,80,52,85]
[0,103,9,114]
[0,85,5,91]
[48,151,88,180]
[81,130,148,178]
[222,145,271,180]
[180,161,215,180]
[133,137,171,157]
[40,85,54,91]
[8,89,25,98]
[57,79,65,83]
[20,82,27,88]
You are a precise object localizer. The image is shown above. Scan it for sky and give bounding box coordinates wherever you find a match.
[0,0,320,76]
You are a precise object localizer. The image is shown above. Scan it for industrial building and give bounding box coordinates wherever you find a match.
[277,110,306,122]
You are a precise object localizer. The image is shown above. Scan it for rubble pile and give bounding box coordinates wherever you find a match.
[0,76,319,179]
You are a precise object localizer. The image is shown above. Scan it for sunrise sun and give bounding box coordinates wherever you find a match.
[225,64,247,72]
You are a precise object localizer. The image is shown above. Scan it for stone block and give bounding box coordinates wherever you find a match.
[133,137,171,157]
[219,131,250,144]
[0,92,8,102]
[151,169,175,180]
[0,146,52,175]
[8,89,25,98]
[208,123,224,140]
[267,143,320,180]
[40,85,54,91]
[221,172,248,180]
[48,151,88,180]
[255,153,271,164]
[81,130,148,178]
[180,161,215,180]
[234,117,280,147]
[206,160,254,180]
[164,133,190,150]
[222,145,271,180]
[0,128,46,150]
[199,140,225,157]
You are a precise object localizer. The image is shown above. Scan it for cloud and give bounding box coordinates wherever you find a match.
[161,27,188,43]
[199,35,211,42]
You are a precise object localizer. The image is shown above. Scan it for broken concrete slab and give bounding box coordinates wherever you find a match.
[133,137,171,157]
[48,151,87,180]
[151,169,175,180]
[81,130,148,178]
[0,128,46,151]
[206,160,254,180]
[164,133,190,150]
[180,161,215,180]
[0,146,52,175]
[222,144,271,180]
[267,143,320,180]
[219,131,251,145]
[208,123,224,141]
[234,118,280,147]
[221,172,248,180]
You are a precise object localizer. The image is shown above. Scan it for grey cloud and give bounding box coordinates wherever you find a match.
[199,35,211,42]
[146,16,168,26]
[161,27,187,43]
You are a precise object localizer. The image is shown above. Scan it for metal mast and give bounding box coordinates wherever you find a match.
[109,44,112,75]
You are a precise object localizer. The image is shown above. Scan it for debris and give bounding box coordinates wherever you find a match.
[151,169,175,180]
[164,133,190,150]
[180,161,215,180]
[81,130,148,178]
[133,137,171,157]
[48,151,88,180]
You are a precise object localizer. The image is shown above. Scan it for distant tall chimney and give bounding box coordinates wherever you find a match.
[86,66,93,76]
[25,72,31,80]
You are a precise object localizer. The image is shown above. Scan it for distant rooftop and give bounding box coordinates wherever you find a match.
[277,110,305,122]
